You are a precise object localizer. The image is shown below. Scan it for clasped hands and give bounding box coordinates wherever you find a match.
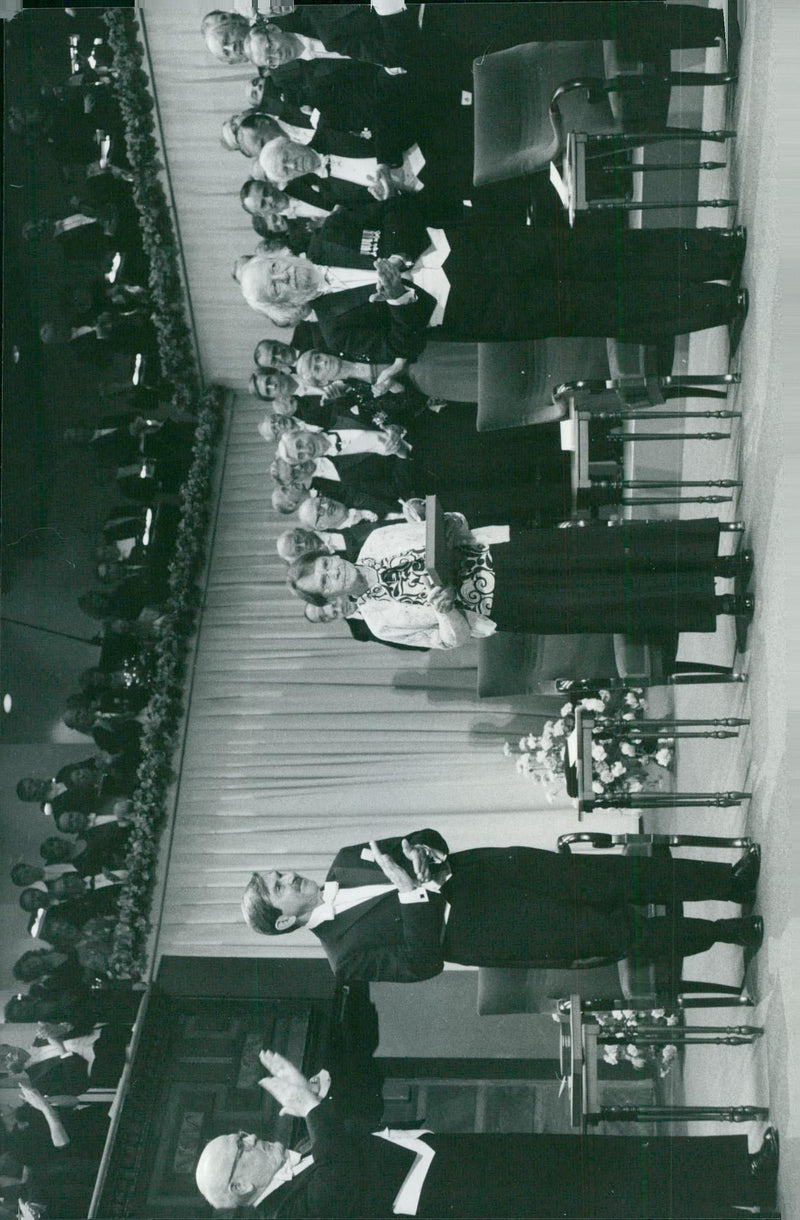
[369,837,449,892]
[369,256,413,305]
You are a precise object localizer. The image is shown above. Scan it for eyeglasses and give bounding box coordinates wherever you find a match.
[227,1131,257,1189]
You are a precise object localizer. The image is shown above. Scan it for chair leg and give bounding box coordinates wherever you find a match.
[664,374,741,386]
[593,1104,768,1123]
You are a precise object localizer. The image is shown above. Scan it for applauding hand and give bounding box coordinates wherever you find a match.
[258,1049,320,1118]
[369,839,417,892]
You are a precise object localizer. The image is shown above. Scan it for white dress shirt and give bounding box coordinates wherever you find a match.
[307,878,438,931]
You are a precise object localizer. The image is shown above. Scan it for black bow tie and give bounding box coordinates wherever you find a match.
[329,432,343,453]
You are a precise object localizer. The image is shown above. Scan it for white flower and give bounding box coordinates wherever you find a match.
[611,1011,625,1020]
[561,703,573,716]
[666,1013,680,1026]
[625,691,641,707]
[599,767,614,784]
[611,761,626,778]
[650,1009,666,1020]
[622,711,636,720]
[551,720,566,737]
[622,1010,635,1020]
[655,748,672,768]
[580,698,606,713]
[519,737,530,752]
[503,742,512,756]
[627,779,643,792]
[515,753,531,773]
[598,690,611,701]
[591,743,607,761]
[592,780,605,794]
[628,1054,647,1071]
[620,741,636,756]
[603,1045,621,1064]
[660,1044,678,1063]
[526,733,540,750]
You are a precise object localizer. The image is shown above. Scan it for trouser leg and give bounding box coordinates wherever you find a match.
[497,227,737,283]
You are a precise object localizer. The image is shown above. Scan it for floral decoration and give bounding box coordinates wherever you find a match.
[504,688,674,802]
[596,1008,681,1079]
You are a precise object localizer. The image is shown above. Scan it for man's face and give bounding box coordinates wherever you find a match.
[246,76,265,108]
[297,554,359,600]
[56,810,89,834]
[296,350,341,387]
[43,917,80,946]
[306,601,343,623]
[244,25,302,70]
[275,141,323,184]
[312,496,348,530]
[51,874,85,900]
[261,870,320,918]
[255,370,297,401]
[206,27,249,65]
[285,431,329,464]
[201,1132,287,1206]
[13,866,42,887]
[18,779,47,803]
[238,121,277,160]
[256,340,297,372]
[254,257,322,307]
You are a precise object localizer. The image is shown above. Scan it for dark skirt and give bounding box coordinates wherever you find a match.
[489,519,721,635]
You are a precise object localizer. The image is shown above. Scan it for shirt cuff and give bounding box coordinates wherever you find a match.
[387,288,417,307]
[398,887,429,904]
[370,0,407,13]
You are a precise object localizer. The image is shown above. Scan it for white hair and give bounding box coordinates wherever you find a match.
[239,253,317,325]
[297,498,319,528]
[257,413,276,442]
[258,135,294,189]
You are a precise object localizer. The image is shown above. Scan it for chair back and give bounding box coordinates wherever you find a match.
[477,963,622,1014]
[477,632,617,698]
[473,41,615,186]
[477,338,609,432]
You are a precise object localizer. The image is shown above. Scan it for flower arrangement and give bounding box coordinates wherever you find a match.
[92,11,226,977]
[108,389,223,979]
[596,1008,681,1079]
[504,688,674,802]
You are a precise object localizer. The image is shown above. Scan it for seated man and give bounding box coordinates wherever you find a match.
[16,754,128,819]
[242,831,762,983]
[287,518,755,650]
[195,1048,778,1218]
[255,337,298,371]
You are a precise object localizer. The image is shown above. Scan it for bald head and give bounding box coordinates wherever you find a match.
[196,1131,286,1210]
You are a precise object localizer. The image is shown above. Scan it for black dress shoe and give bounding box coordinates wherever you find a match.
[719,593,755,621]
[731,843,761,901]
[749,1126,779,1207]
[716,548,754,583]
[729,288,749,357]
[721,225,747,289]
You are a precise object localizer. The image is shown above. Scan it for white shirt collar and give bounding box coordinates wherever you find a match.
[250,1150,312,1207]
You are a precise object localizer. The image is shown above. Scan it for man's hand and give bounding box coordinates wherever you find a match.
[376,424,410,457]
[366,164,396,201]
[402,497,426,523]
[401,837,447,884]
[370,257,407,303]
[258,1049,320,1118]
[18,1083,48,1112]
[369,839,417,892]
[444,512,474,548]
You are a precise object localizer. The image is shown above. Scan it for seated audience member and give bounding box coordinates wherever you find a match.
[270,457,316,490]
[19,877,123,927]
[78,579,166,624]
[62,706,143,756]
[12,949,88,994]
[15,755,126,818]
[0,1022,129,1093]
[54,800,133,837]
[221,109,283,156]
[257,412,302,445]
[287,518,755,650]
[41,824,131,876]
[195,1048,778,1218]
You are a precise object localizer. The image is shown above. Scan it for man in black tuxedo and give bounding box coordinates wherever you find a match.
[246,3,726,78]
[242,830,762,983]
[237,222,746,353]
[194,1049,775,1218]
[278,427,416,513]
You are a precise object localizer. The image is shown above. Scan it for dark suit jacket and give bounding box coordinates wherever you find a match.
[309,477,397,519]
[257,1099,752,1219]
[314,283,435,364]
